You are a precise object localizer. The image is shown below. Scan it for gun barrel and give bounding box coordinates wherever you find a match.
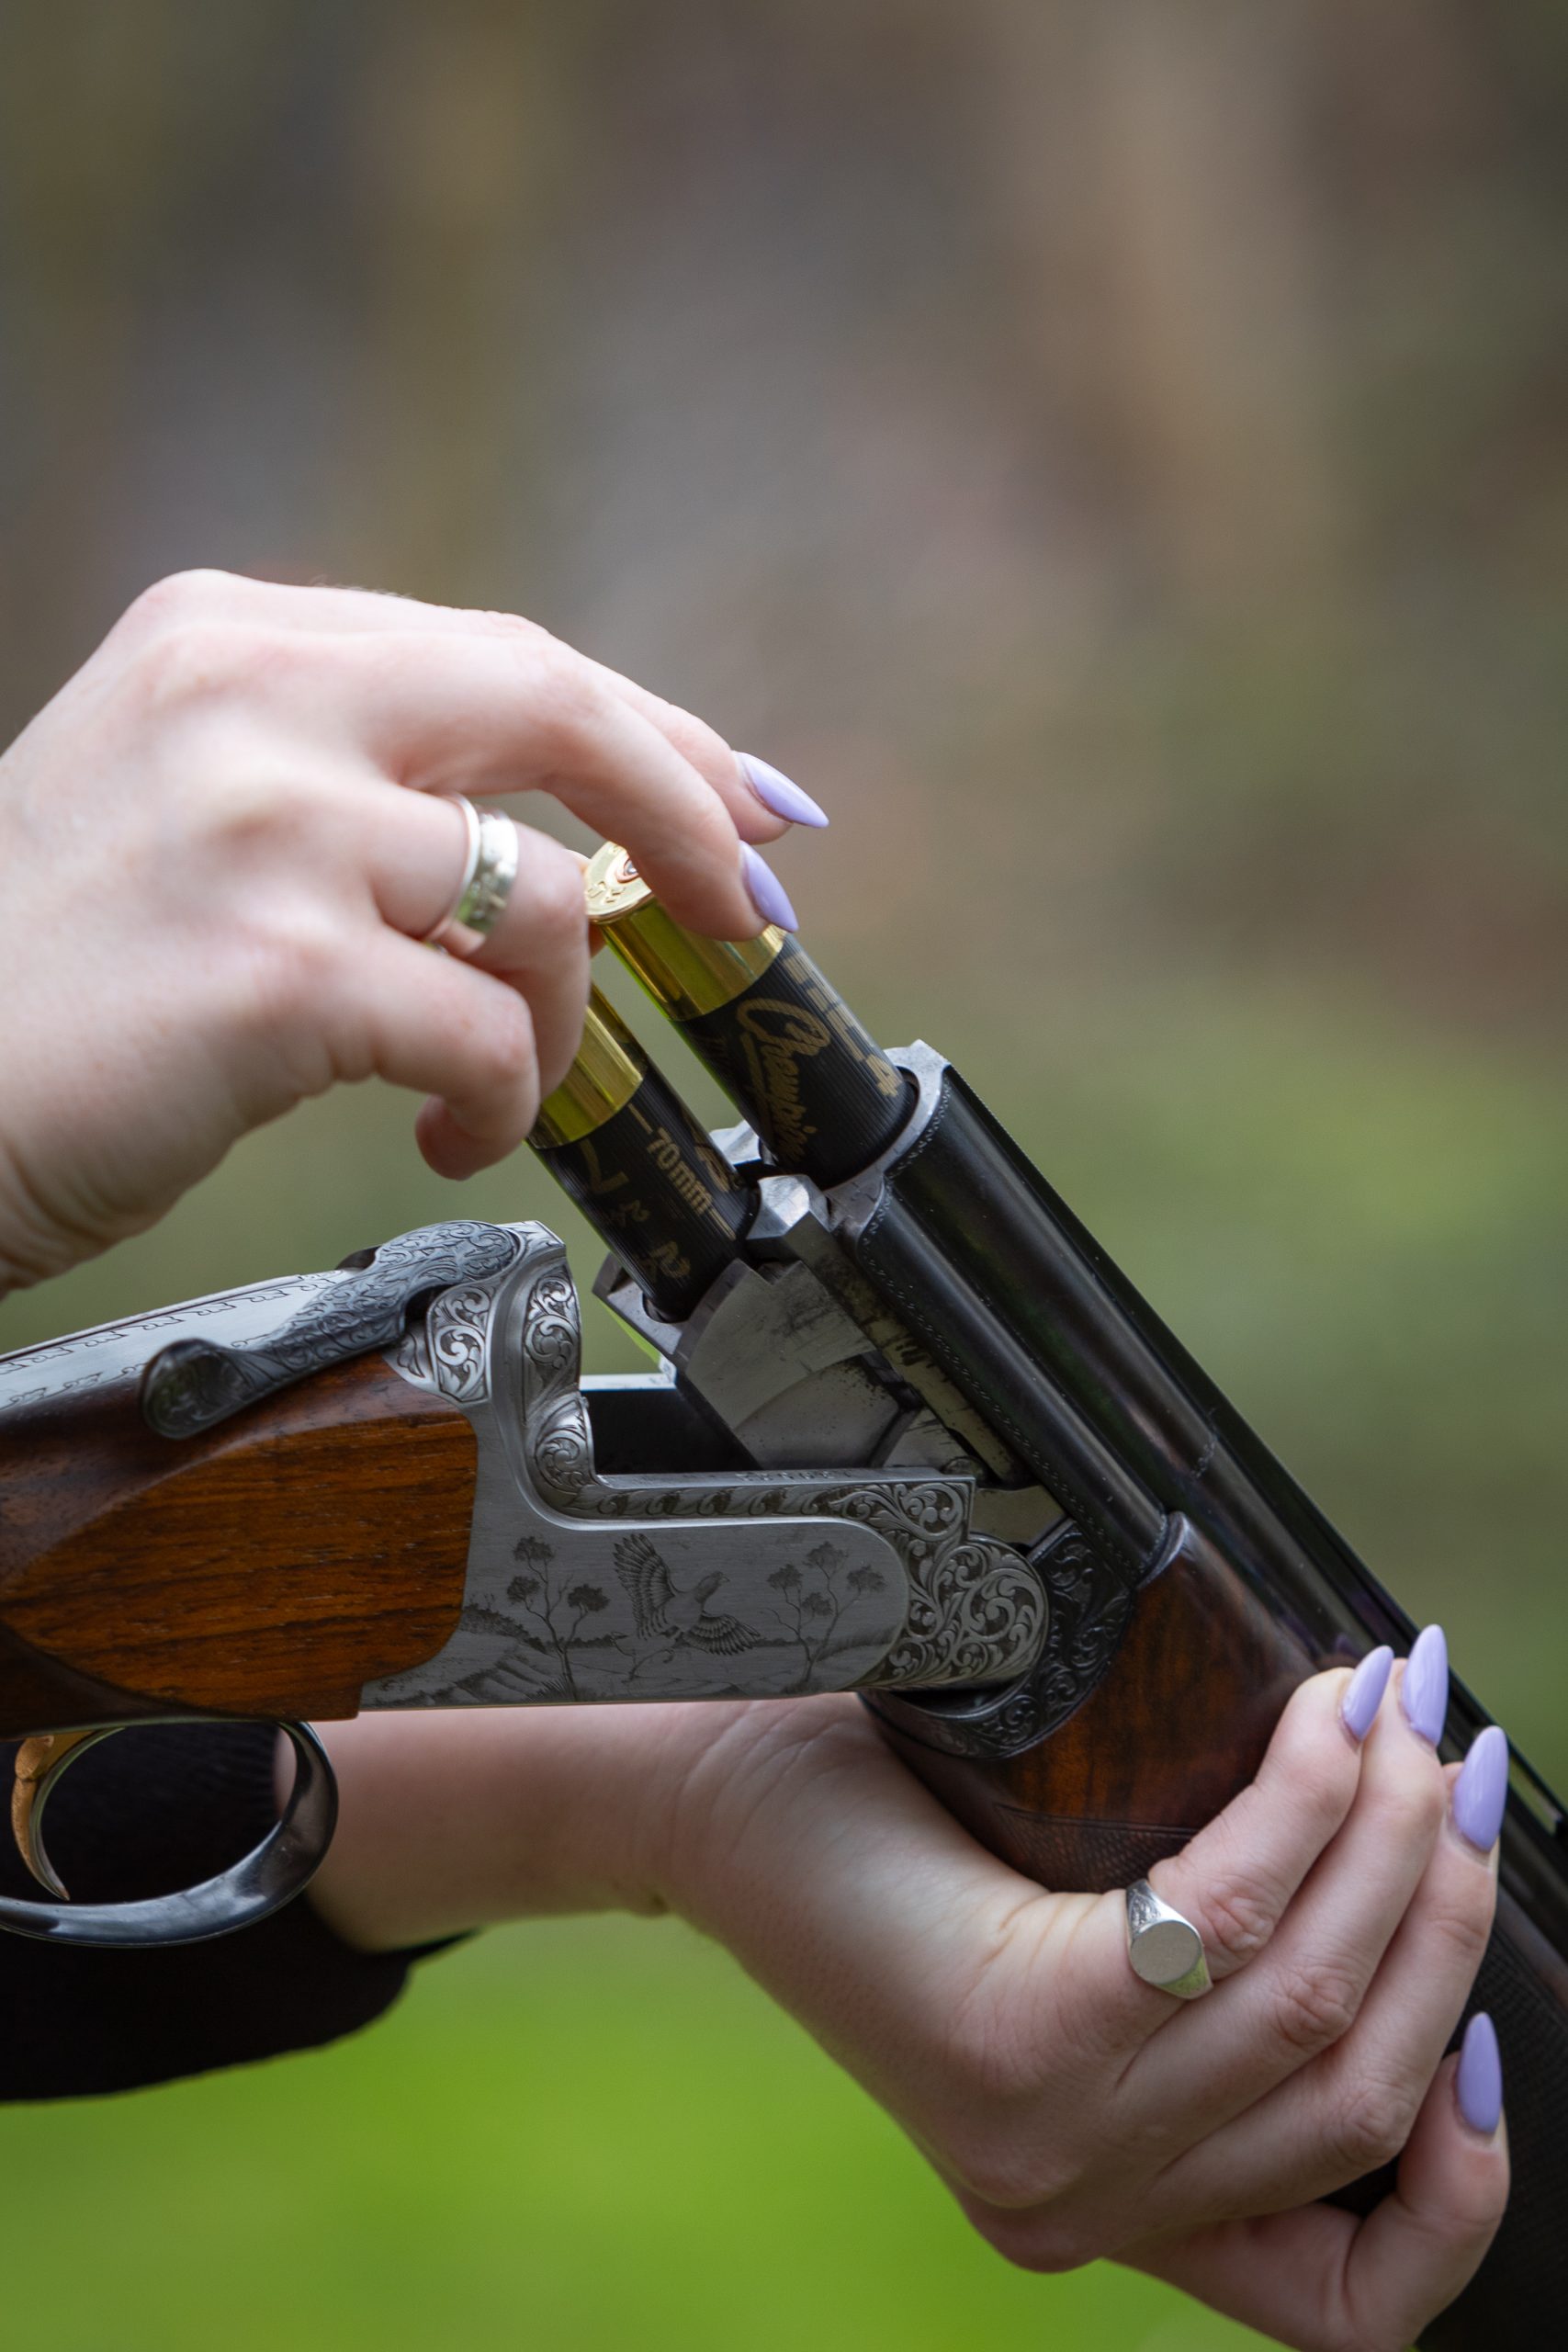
[528,989,754,1321]
[585,842,910,1187]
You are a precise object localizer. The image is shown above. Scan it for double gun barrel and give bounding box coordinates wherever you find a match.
[530,840,909,1321]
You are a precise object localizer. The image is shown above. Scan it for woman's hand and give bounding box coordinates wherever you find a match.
[310,1643,1506,2352]
[0,571,809,1291]
[660,1653,1506,2352]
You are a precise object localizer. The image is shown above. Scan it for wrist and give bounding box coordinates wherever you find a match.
[300,1702,717,1952]
[647,1692,883,1942]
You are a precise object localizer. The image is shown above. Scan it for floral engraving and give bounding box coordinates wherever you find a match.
[423,1283,494,1401]
[812,1482,1046,1689]
[867,1522,1132,1759]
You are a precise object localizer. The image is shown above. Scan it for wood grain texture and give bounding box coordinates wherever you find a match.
[880,1544,1308,1893]
[0,1355,476,1734]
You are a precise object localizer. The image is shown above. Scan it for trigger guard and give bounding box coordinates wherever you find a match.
[0,1720,338,1949]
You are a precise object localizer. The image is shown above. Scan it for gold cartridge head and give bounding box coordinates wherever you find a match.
[583,839,908,1184]
[527,974,756,1319]
[529,989,642,1148]
[585,841,784,1019]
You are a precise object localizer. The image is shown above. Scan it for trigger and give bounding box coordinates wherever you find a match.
[10,1728,115,1899]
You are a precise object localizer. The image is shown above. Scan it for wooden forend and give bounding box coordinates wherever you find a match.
[879,1540,1308,1894]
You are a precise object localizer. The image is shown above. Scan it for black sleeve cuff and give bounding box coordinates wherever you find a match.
[0,1722,430,2101]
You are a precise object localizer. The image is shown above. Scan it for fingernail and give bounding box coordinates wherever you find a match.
[1452,1724,1509,1853]
[738,752,829,829]
[740,842,798,933]
[1456,2011,1503,2137]
[1341,1645,1393,1742]
[1401,1623,1449,1747]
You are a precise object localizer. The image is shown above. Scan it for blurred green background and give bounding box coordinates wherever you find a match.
[2,3,1565,2346]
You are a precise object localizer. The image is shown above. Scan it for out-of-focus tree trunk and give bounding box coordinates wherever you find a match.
[341,0,589,607]
[976,0,1343,612]
[0,0,197,707]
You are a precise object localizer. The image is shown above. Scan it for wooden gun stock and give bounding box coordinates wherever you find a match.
[0,1350,474,1736]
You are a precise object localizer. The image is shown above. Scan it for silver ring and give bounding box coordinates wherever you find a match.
[1125,1879,1213,1999]
[423,796,520,957]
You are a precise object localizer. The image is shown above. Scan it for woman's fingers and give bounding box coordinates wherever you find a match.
[1156,1733,1499,2222]
[1133,2032,1507,2352]
[1054,1667,1374,2068]
[280,628,761,938]
[1332,2034,1507,2352]
[365,798,591,1097]
[107,572,824,1169]
[572,649,817,840]
[1128,1652,1450,2147]
[2,571,819,1286]
[325,931,546,1176]
[112,570,802,858]
[1152,1665,1378,1983]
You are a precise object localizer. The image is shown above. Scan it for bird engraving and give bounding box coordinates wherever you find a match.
[611,1534,754,1657]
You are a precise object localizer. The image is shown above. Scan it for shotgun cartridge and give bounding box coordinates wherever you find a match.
[529,989,753,1320]
[584,842,910,1186]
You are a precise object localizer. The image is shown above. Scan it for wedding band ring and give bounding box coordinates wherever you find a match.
[423,797,520,957]
[1125,1879,1213,1999]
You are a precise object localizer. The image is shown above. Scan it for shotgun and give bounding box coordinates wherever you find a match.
[0,842,1562,2346]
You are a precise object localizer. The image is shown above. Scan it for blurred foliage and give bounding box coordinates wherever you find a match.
[2,1,1566,2345]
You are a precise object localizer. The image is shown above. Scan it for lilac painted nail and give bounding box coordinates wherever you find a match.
[1341,1645,1393,1742]
[1456,2011,1503,2136]
[1401,1623,1449,1746]
[738,752,829,829]
[1452,1724,1509,1853]
[740,842,798,933]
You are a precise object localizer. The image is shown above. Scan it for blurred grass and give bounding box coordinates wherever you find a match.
[0,1914,1265,2352]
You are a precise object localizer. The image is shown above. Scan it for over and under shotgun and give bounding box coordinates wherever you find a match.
[1,841,1563,2346]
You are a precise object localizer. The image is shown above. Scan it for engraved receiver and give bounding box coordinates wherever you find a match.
[0,1014,1049,1940]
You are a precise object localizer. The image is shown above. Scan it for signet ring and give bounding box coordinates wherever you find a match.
[1125,1878,1213,1999]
